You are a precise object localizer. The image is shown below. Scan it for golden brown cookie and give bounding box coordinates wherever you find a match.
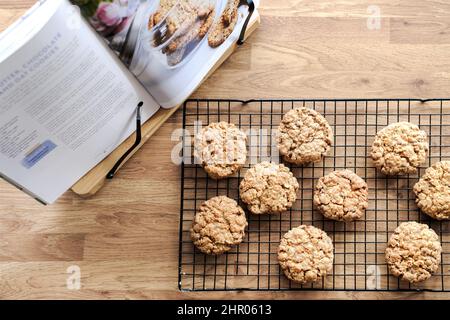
[277,107,333,165]
[165,8,215,54]
[371,122,428,176]
[150,0,215,52]
[385,222,441,283]
[190,196,247,255]
[278,225,334,284]
[208,0,240,48]
[239,162,299,214]
[148,0,177,30]
[166,9,215,65]
[413,161,450,220]
[314,170,368,222]
[194,122,247,179]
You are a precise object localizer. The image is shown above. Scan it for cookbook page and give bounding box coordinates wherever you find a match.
[73,0,259,108]
[0,0,160,203]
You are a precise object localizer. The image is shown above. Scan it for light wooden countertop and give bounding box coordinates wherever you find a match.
[1,0,450,299]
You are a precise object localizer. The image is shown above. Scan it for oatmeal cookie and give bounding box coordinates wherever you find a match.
[314,170,368,222]
[239,162,299,214]
[165,8,215,58]
[371,122,428,176]
[150,0,214,47]
[166,9,215,65]
[413,161,450,220]
[277,107,333,165]
[194,122,247,179]
[385,222,441,283]
[148,0,177,30]
[278,225,334,284]
[190,196,247,255]
[208,0,240,48]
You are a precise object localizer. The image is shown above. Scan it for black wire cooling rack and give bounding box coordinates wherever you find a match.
[178,99,450,292]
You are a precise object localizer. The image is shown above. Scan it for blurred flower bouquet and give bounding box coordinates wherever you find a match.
[71,0,141,37]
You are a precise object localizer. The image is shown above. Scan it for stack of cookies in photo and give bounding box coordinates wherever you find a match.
[149,0,243,66]
[191,107,448,286]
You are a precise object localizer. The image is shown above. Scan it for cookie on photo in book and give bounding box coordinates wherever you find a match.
[194,121,247,179]
[277,107,333,165]
[278,225,334,284]
[208,0,240,48]
[190,196,247,255]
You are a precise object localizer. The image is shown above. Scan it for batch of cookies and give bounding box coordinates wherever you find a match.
[191,107,449,285]
[148,0,242,66]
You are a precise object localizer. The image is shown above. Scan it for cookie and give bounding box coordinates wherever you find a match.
[413,161,450,220]
[385,222,441,283]
[239,162,299,214]
[164,1,215,53]
[148,0,177,30]
[278,225,334,284]
[190,196,247,255]
[194,122,247,179]
[208,0,240,48]
[166,9,215,65]
[150,0,214,49]
[371,122,428,176]
[314,170,368,221]
[277,107,333,165]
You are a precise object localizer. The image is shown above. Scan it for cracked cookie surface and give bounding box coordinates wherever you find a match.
[371,122,428,176]
[413,161,450,220]
[277,107,333,165]
[385,222,441,283]
[314,170,368,221]
[239,162,299,214]
[190,196,247,255]
[278,225,334,284]
[194,122,247,179]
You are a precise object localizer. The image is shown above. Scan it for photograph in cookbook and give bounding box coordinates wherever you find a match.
[72,0,258,107]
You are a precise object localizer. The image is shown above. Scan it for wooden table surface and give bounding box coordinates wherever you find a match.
[1,0,450,300]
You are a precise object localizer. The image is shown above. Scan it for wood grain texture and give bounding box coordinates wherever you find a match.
[2,0,450,299]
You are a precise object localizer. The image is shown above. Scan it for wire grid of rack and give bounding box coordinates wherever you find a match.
[178,99,450,292]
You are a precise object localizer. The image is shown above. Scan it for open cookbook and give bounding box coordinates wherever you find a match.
[0,0,259,204]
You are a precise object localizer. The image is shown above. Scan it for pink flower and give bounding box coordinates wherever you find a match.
[96,2,123,27]
[91,0,139,37]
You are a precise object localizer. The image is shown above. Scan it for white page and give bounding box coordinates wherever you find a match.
[0,0,160,203]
